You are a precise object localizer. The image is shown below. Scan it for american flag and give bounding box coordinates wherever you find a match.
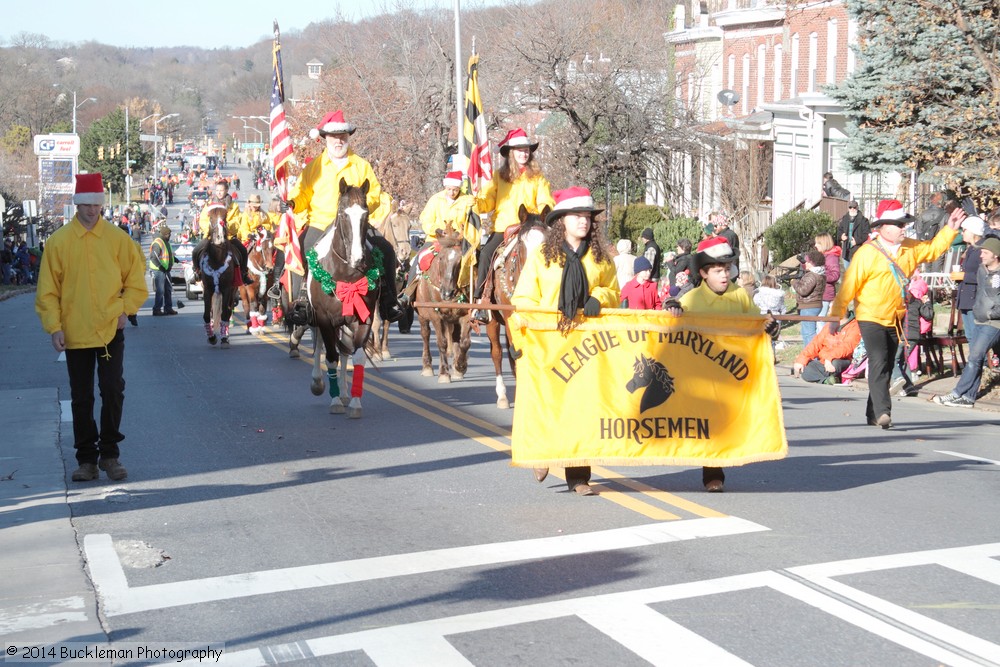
[271,21,303,282]
[463,53,492,204]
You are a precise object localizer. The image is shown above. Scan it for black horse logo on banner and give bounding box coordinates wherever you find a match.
[626,355,676,412]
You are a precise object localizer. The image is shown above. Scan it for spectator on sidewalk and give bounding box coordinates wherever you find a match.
[822,172,851,200]
[793,316,862,384]
[830,199,965,429]
[665,238,695,288]
[613,238,636,289]
[837,200,870,265]
[620,256,661,310]
[639,227,662,282]
[889,276,934,397]
[814,233,842,316]
[791,250,826,349]
[753,275,787,316]
[933,235,1000,408]
[953,215,986,343]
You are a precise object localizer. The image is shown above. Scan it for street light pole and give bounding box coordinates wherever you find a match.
[152,113,179,180]
[71,92,97,135]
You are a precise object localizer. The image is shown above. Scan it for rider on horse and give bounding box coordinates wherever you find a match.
[237,193,274,243]
[403,170,481,297]
[283,109,405,325]
[471,128,555,323]
[195,180,251,284]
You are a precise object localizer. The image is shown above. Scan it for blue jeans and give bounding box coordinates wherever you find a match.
[961,310,979,345]
[152,270,173,312]
[799,307,822,350]
[952,325,1000,402]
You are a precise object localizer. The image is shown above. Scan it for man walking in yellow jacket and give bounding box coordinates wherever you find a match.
[830,199,965,429]
[35,173,147,482]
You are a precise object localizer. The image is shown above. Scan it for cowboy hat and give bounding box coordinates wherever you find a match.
[544,186,604,226]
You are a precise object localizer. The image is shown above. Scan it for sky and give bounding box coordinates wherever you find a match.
[2,0,496,50]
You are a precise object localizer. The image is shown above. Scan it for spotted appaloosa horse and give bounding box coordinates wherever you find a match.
[481,205,548,408]
[198,217,237,349]
[414,224,472,382]
[238,227,275,334]
[304,179,380,418]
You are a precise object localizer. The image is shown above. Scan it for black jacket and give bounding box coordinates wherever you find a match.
[666,252,695,287]
[914,205,948,241]
[823,178,851,200]
[836,212,870,261]
[973,264,1000,324]
[641,239,662,281]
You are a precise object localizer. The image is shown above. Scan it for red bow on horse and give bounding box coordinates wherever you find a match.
[336,276,371,321]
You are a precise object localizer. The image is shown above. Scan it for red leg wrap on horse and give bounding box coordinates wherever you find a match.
[351,365,364,398]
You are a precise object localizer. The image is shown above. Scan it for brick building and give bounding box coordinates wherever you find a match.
[657,0,903,262]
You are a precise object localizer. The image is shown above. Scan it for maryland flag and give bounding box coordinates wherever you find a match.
[271,21,304,289]
[508,310,787,468]
[463,53,492,200]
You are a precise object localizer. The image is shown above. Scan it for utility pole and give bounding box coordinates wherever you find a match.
[124,106,130,205]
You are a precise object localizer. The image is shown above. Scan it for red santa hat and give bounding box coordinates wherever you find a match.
[544,186,603,226]
[73,173,105,205]
[694,236,736,270]
[308,110,357,140]
[442,170,463,188]
[498,127,539,156]
[873,198,915,226]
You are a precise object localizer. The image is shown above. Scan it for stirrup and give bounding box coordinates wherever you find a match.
[471,307,491,324]
[286,298,313,326]
[266,284,281,300]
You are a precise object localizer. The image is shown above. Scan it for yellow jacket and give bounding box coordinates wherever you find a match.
[36,217,147,349]
[287,150,385,231]
[237,208,274,242]
[512,244,620,312]
[198,200,241,237]
[830,227,957,326]
[420,191,480,248]
[680,281,759,314]
[476,173,555,234]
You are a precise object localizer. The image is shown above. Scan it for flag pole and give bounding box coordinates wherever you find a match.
[454,0,466,168]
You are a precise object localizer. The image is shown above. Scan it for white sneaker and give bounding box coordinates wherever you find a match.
[889,377,907,396]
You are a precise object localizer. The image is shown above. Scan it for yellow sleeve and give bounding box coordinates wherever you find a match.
[912,226,959,265]
[287,160,316,213]
[511,248,544,308]
[476,177,497,216]
[420,196,440,237]
[35,241,63,334]
[589,259,621,308]
[534,176,555,212]
[829,249,866,319]
[121,237,149,315]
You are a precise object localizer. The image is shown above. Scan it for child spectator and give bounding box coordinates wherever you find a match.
[738,271,757,301]
[670,269,693,299]
[791,250,826,349]
[793,316,862,384]
[620,257,662,310]
[890,276,934,396]
[753,275,787,315]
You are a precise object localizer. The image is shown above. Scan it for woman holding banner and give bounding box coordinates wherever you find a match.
[471,128,556,323]
[510,187,620,496]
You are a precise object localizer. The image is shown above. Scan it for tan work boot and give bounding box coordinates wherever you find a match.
[71,463,99,482]
[99,458,128,481]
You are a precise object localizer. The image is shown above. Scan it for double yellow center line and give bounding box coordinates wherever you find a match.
[255,327,726,521]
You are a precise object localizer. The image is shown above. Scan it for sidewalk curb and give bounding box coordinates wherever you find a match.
[775,363,1000,413]
[0,388,108,653]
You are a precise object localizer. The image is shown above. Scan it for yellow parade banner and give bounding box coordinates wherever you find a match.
[508,310,787,468]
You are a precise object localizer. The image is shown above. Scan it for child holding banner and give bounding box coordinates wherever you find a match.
[511,187,619,496]
[664,236,779,492]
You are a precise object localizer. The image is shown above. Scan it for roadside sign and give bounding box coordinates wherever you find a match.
[140,134,161,142]
[33,133,80,157]
[22,200,38,218]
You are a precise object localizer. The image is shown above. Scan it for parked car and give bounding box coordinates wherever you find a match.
[172,241,203,300]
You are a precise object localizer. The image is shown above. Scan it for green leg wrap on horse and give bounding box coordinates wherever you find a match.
[328,369,340,398]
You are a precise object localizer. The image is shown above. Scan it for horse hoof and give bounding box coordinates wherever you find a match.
[208,335,217,345]
[289,349,300,359]
[341,396,351,407]
[438,374,452,384]
[450,372,464,381]
[420,368,434,377]
[329,403,345,414]
[310,382,324,396]
[497,397,510,409]
[347,407,362,419]
[220,338,230,349]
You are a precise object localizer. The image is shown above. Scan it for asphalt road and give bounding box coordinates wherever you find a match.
[3,163,999,667]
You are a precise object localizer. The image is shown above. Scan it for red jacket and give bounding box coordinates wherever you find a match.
[620,278,662,310]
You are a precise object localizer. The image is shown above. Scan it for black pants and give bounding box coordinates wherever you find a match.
[801,358,852,383]
[703,467,724,485]
[65,330,126,465]
[474,232,504,299]
[858,320,899,422]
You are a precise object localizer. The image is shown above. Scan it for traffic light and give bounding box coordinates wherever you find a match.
[116,142,121,156]
[167,137,174,151]
[98,146,105,160]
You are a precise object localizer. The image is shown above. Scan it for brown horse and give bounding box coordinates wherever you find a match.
[304,179,380,418]
[414,225,472,382]
[238,227,275,334]
[481,205,549,408]
[367,203,415,360]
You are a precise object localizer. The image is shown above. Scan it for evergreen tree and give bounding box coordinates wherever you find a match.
[829,1,1000,196]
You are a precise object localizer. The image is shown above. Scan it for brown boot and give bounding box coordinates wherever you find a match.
[71,463,99,482]
[99,458,128,481]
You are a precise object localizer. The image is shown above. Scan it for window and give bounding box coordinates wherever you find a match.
[826,19,838,84]
[790,33,800,98]
[741,54,750,114]
[773,43,783,101]
[756,44,766,108]
[808,32,818,92]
